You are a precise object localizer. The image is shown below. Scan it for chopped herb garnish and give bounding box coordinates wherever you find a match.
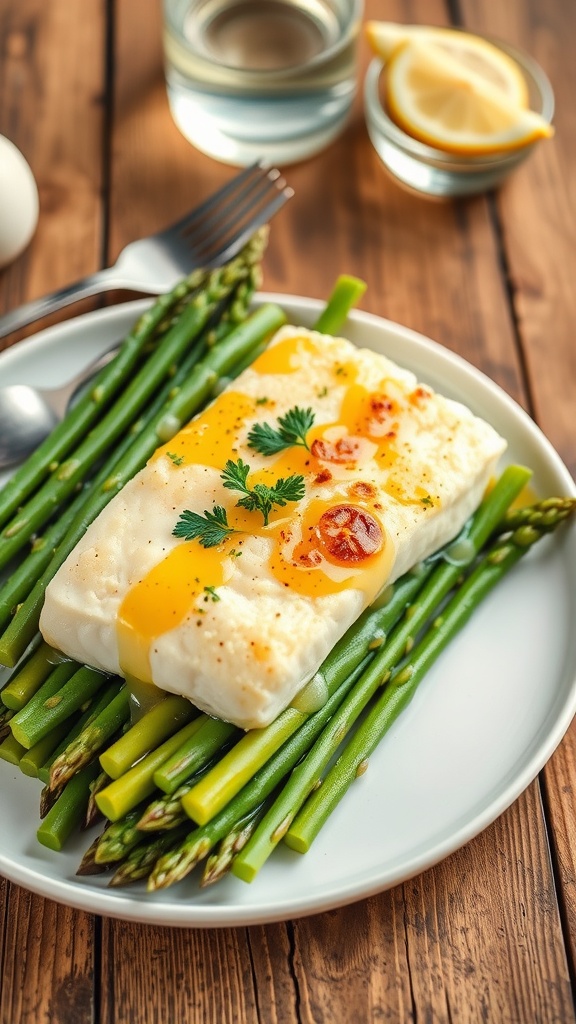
[166,451,184,466]
[317,386,328,398]
[255,396,269,405]
[247,405,315,456]
[221,457,251,494]
[221,458,305,526]
[173,458,306,548]
[421,495,433,507]
[172,505,236,547]
[203,586,221,602]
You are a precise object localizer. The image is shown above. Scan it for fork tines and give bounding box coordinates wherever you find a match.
[166,163,293,270]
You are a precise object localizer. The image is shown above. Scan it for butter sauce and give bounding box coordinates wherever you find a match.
[116,330,437,696]
[125,675,166,723]
[289,673,330,713]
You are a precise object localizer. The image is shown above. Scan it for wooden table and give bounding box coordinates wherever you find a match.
[1,0,575,1020]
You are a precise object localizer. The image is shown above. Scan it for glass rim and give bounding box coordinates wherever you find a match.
[165,0,364,81]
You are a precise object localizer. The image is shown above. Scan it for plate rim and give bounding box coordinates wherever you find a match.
[0,294,575,928]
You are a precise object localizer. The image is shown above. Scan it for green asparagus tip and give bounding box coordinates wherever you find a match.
[230,859,258,884]
[282,831,308,855]
[0,733,26,765]
[312,275,367,336]
[36,823,64,852]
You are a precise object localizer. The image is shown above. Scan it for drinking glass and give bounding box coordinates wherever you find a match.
[163,0,363,165]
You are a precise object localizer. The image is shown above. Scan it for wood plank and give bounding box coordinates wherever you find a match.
[459,0,576,477]
[99,919,259,1024]
[0,886,94,1024]
[0,0,106,353]
[402,787,572,1023]
[0,0,104,1017]
[540,724,576,971]
[459,0,576,981]
[253,790,572,1024]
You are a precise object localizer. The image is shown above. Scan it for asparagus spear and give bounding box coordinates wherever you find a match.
[1,641,56,710]
[0,732,26,765]
[76,833,110,876]
[148,661,369,890]
[137,763,217,832]
[108,824,192,888]
[499,496,576,533]
[0,301,286,668]
[284,500,576,855]
[99,695,198,780]
[0,245,264,573]
[11,665,109,749]
[0,706,14,743]
[38,678,124,785]
[312,275,367,335]
[48,683,130,791]
[182,465,531,827]
[37,760,102,851]
[135,782,193,832]
[6,660,79,747]
[200,803,268,888]
[19,718,79,779]
[96,718,206,822]
[94,806,146,864]
[152,716,238,795]
[83,769,110,830]
[39,781,61,819]
[0,271,207,531]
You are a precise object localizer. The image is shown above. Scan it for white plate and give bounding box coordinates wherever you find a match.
[0,296,575,928]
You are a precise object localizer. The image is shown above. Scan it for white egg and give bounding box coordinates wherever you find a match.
[0,135,39,269]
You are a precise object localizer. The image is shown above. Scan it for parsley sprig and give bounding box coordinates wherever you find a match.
[172,505,235,547]
[172,459,306,546]
[247,405,315,456]
[222,458,305,526]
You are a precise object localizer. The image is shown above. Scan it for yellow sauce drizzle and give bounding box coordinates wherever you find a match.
[118,543,231,682]
[116,332,436,686]
[151,391,255,469]
[126,675,166,722]
[250,334,319,375]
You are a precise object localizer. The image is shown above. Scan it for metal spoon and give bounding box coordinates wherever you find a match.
[0,348,116,470]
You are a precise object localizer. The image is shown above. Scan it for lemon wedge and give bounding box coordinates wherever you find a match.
[366,21,529,107]
[384,40,553,155]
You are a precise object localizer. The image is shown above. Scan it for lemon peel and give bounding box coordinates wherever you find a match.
[384,40,553,156]
[366,21,529,108]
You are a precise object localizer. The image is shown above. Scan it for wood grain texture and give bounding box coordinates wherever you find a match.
[0,886,94,1024]
[0,0,575,1021]
[459,0,576,995]
[265,787,573,1024]
[100,919,259,1024]
[0,1,103,1018]
[459,0,576,477]
[0,0,106,353]
[541,723,576,975]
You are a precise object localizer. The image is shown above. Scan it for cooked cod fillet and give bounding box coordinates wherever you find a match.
[40,325,506,728]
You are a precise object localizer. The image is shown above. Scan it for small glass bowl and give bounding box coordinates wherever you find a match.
[363,36,554,199]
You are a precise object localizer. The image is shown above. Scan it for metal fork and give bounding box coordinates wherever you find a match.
[0,163,293,341]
